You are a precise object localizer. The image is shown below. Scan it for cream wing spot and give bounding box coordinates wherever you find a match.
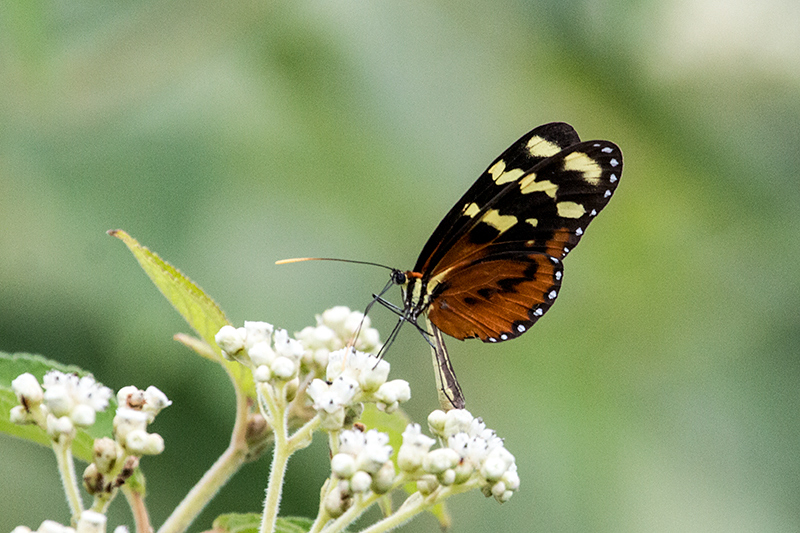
[526,135,562,158]
[525,218,539,227]
[488,160,506,180]
[482,209,517,232]
[557,201,585,219]
[463,202,481,217]
[563,152,602,185]
[495,167,524,185]
[519,175,557,197]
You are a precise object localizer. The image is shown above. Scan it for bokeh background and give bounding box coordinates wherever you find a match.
[2,0,799,531]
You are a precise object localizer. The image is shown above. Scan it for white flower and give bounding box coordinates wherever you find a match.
[12,373,43,405]
[37,521,74,533]
[249,342,276,367]
[398,424,436,472]
[40,371,112,428]
[331,453,357,478]
[46,414,74,438]
[143,386,171,418]
[422,448,460,474]
[297,307,382,371]
[75,510,106,533]
[273,329,304,361]
[326,349,391,393]
[307,376,360,430]
[113,408,149,441]
[243,321,274,350]
[215,325,246,356]
[374,380,411,413]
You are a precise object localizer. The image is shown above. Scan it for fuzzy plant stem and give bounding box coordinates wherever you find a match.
[53,438,83,519]
[259,382,289,533]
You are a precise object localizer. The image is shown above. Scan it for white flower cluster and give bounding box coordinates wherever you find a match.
[295,306,381,372]
[12,510,120,533]
[306,349,410,429]
[413,409,520,503]
[112,385,171,456]
[325,429,396,516]
[10,371,113,439]
[215,321,305,383]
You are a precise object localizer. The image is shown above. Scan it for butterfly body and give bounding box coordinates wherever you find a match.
[398,122,622,344]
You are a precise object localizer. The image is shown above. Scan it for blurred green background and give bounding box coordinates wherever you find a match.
[2,0,799,531]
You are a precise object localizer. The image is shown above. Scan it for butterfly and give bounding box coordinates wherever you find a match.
[281,122,622,408]
[381,122,622,407]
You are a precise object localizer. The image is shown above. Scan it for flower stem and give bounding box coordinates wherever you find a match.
[260,383,290,533]
[121,485,152,533]
[53,438,83,520]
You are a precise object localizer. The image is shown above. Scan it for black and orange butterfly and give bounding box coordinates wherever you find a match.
[284,122,622,408]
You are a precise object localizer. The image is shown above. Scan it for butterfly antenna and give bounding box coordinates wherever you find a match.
[276,257,395,271]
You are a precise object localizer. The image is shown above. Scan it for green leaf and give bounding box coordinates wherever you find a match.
[108,230,255,398]
[210,514,314,533]
[0,352,116,462]
[108,229,230,351]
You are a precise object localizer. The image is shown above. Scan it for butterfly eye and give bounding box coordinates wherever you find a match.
[391,270,407,285]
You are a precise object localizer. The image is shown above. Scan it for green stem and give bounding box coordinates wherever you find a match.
[260,383,290,533]
[53,437,83,520]
[359,481,478,533]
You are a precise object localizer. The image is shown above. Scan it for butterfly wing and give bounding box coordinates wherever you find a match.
[414,122,581,274]
[420,135,622,342]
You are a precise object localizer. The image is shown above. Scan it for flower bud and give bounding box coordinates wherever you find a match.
[423,448,460,474]
[93,438,120,473]
[12,373,43,405]
[43,386,74,418]
[371,461,395,494]
[47,415,74,438]
[331,453,356,478]
[75,510,106,533]
[244,321,274,349]
[349,470,372,493]
[416,474,439,495]
[37,521,73,533]
[248,342,276,367]
[215,325,245,357]
[71,404,97,427]
[270,357,296,380]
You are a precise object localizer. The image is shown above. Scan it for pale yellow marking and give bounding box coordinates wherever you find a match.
[463,202,481,217]
[482,209,517,232]
[495,167,524,185]
[557,201,585,219]
[563,152,602,185]
[519,174,557,197]
[488,160,506,180]
[525,218,539,227]
[526,136,562,158]
[489,160,524,185]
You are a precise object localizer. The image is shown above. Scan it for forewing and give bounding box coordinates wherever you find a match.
[429,139,622,276]
[414,122,581,273]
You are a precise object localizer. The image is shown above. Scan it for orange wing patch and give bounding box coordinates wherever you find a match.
[427,253,563,342]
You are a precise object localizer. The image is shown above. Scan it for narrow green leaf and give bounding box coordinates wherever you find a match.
[108,229,230,352]
[0,352,116,462]
[210,514,314,533]
[108,230,255,397]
